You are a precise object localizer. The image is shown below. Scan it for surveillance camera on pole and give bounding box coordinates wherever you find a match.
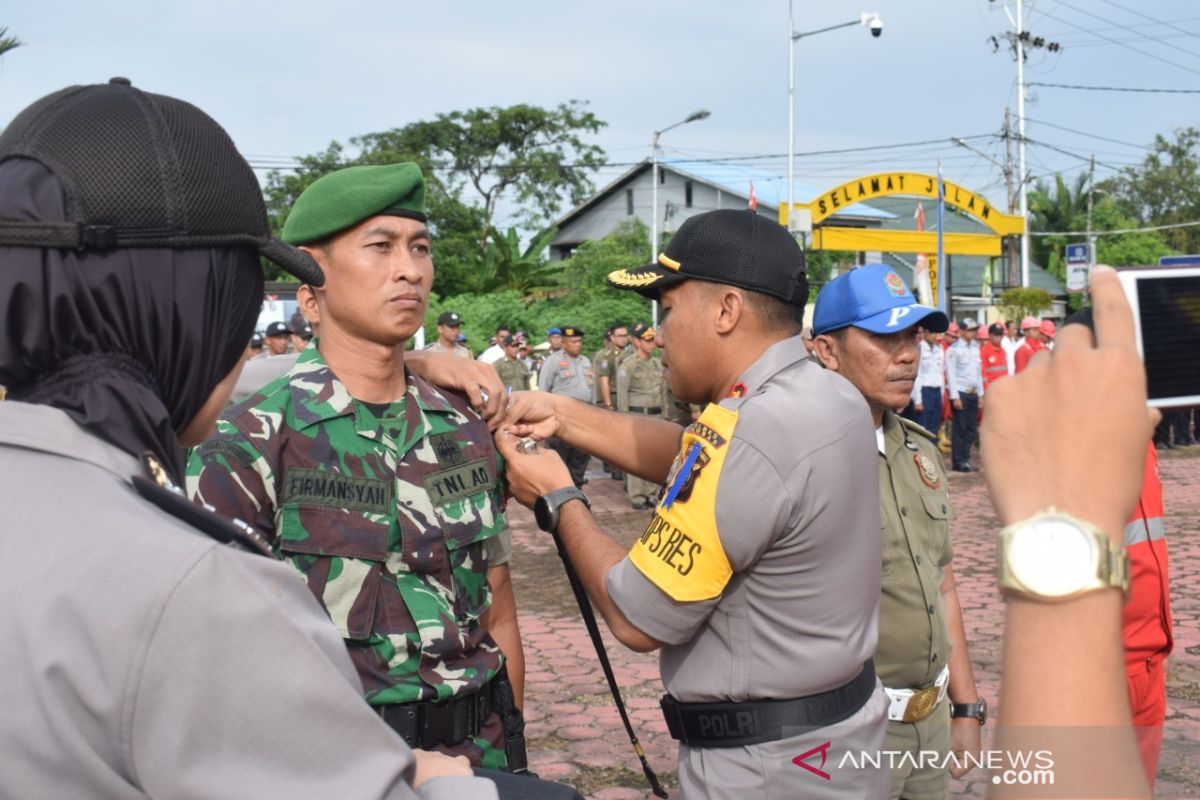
[863,12,883,37]
[787,6,884,234]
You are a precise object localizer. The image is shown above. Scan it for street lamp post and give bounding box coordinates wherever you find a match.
[787,3,882,229]
[650,108,711,325]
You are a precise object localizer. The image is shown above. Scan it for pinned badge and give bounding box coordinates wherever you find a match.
[914,453,940,489]
[726,382,748,399]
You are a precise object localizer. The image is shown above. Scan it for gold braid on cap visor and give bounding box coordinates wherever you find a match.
[607,269,662,288]
[606,253,681,288]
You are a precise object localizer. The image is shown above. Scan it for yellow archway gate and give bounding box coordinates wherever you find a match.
[779,172,1025,258]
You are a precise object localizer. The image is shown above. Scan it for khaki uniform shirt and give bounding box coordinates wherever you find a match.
[592,344,624,405]
[494,355,531,394]
[876,410,956,689]
[615,354,667,414]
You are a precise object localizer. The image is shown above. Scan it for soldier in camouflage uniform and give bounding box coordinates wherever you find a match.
[493,335,530,394]
[187,163,521,771]
[615,323,668,509]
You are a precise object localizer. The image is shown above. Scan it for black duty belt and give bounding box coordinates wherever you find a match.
[661,660,876,748]
[628,406,662,415]
[376,683,494,750]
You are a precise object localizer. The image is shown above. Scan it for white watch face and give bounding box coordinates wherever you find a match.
[1007,517,1099,597]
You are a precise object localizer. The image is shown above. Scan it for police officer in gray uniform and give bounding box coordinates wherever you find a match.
[537,325,594,488]
[499,210,889,799]
[0,79,493,800]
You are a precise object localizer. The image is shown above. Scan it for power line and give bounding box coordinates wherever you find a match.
[244,134,1002,174]
[1023,116,1151,151]
[1029,219,1200,237]
[1046,13,1200,41]
[1055,0,1200,60]
[1037,7,1200,77]
[1028,81,1200,94]
[1022,138,1131,172]
[1059,30,1200,49]
[1094,0,1200,43]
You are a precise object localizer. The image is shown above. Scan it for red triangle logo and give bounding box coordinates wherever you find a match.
[792,740,832,781]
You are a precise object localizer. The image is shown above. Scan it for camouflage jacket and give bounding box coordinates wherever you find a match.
[186,344,507,706]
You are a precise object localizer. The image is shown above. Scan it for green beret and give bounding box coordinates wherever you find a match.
[281,163,426,245]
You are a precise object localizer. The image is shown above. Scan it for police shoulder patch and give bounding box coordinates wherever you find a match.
[628,403,737,602]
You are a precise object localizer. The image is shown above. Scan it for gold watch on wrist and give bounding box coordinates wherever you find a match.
[997,508,1129,601]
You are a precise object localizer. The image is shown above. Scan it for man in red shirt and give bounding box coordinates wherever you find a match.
[1039,318,1056,348]
[1013,316,1046,373]
[980,323,1009,391]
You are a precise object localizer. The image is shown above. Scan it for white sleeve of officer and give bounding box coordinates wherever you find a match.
[131,546,497,800]
[606,434,791,646]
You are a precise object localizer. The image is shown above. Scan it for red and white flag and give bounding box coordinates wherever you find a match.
[748,181,757,211]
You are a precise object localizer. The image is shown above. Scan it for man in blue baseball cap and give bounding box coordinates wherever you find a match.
[811,264,983,799]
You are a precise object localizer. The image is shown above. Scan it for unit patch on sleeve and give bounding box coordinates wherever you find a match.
[628,403,737,602]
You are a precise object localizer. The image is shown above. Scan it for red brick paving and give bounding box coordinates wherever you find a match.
[507,450,1200,798]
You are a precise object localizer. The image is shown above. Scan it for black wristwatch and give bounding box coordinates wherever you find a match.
[533,487,590,534]
[951,698,988,725]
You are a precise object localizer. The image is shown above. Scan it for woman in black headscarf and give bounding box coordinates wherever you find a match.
[0,81,498,799]
[0,159,262,480]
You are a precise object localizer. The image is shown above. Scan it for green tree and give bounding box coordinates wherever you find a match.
[1027,173,1089,279]
[423,220,651,354]
[481,226,560,294]
[803,249,858,290]
[997,287,1054,322]
[1091,201,1175,266]
[0,27,22,58]
[557,218,651,293]
[355,101,606,246]
[1106,127,1200,253]
[261,102,607,288]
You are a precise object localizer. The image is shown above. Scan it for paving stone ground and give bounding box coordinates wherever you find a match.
[506,449,1199,799]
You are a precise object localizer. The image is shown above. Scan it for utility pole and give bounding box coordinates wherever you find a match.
[1085,154,1096,303]
[1003,107,1018,289]
[992,0,1062,287]
[1015,0,1030,288]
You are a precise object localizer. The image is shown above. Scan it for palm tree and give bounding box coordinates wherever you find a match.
[0,28,23,59]
[482,226,560,295]
[1027,173,1089,280]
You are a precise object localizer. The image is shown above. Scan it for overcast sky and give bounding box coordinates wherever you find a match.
[4,1,1199,225]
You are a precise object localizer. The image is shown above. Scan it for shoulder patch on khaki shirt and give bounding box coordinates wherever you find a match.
[628,403,736,601]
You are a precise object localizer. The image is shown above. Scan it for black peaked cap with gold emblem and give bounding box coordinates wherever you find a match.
[607,209,808,307]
